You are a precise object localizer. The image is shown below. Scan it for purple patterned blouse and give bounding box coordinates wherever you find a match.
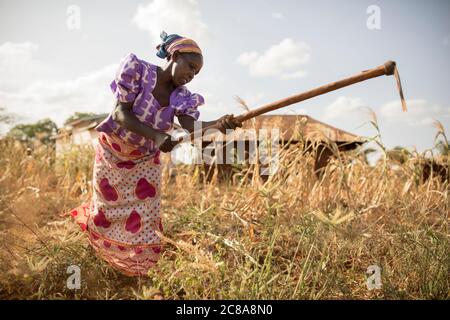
[96,53,205,155]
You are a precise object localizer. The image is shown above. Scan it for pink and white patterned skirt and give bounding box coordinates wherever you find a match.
[68,132,163,276]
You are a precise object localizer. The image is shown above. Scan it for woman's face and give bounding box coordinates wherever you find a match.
[170,52,203,87]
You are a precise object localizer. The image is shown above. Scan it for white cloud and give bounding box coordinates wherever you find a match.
[323,96,369,121]
[7,64,116,125]
[280,70,307,80]
[272,12,284,19]
[380,99,450,126]
[238,92,266,109]
[0,41,121,129]
[0,41,37,62]
[0,42,117,127]
[132,0,209,47]
[0,42,57,92]
[237,38,311,79]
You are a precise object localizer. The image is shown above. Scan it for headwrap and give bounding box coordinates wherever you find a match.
[156,31,202,59]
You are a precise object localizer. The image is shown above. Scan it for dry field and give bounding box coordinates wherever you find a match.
[0,123,448,300]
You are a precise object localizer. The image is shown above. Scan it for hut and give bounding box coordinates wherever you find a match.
[53,114,108,155]
[200,114,367,180]
[53,113,367,181]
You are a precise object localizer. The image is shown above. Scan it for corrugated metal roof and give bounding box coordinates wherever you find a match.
[202,115,367,144]
[54,114,366,146]
[66,113,109,127]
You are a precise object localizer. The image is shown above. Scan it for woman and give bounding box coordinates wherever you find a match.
[68,31,242,276]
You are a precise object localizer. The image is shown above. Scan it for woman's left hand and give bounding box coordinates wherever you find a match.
[216,114,243,134]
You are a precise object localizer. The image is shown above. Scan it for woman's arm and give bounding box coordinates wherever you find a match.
[177,114,215,133]
[112,101,176,152]
[178,114,242,134]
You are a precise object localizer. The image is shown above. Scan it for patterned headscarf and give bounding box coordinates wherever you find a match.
[156,31,202,59]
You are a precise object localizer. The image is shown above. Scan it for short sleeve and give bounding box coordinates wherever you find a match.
[110,53,142,103]
[172,87,205,121]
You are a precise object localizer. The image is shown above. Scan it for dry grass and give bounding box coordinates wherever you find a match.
[0,125,448,300]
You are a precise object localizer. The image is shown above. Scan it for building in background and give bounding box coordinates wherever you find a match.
[54,114,368,181]
[53,114,108,155]
[200,114,367,180]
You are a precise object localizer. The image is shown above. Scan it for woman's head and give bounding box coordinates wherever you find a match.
[169,51,203,87]
[156,31,203,87]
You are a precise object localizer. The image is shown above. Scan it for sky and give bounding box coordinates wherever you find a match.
[0,0,449,154]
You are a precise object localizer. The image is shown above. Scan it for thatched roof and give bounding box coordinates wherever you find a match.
[53,113,367,149]
[202,114,367,145]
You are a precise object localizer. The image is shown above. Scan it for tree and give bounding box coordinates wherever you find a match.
[387,146,411,164]
[0,106,18,125]
[7,118,58,145]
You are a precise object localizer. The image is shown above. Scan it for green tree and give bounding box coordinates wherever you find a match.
[0,106,17,125]
[7,118,58,145]
[387,146,411,164]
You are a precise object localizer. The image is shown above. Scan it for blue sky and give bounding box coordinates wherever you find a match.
[0,0,449,153]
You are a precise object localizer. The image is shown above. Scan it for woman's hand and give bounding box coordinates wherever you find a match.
[216,114,243,134]
[154,132,177,153]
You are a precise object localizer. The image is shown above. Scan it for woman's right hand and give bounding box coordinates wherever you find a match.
[215,114,242,134]
[154,133,177,153]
